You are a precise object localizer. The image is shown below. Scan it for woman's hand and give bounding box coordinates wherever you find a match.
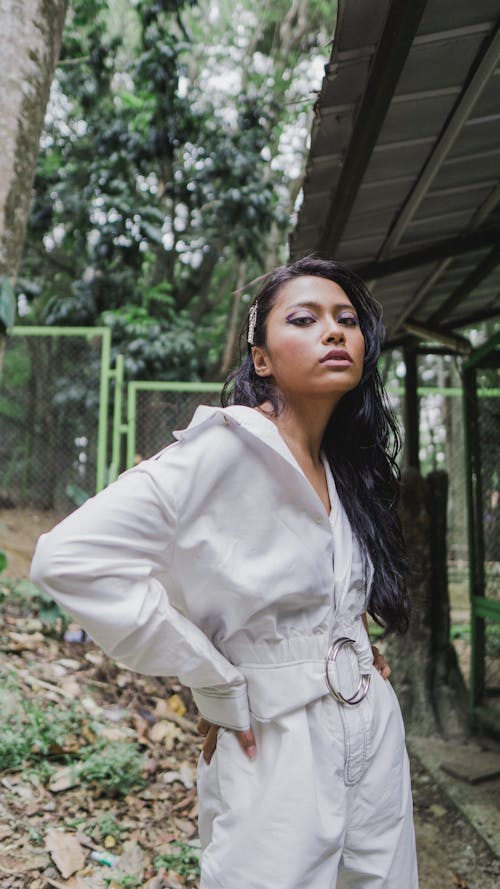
[371,645,391,679]
[197,717,257,765]
[362,614,391,679]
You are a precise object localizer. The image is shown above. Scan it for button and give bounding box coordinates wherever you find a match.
[315,515,323,524]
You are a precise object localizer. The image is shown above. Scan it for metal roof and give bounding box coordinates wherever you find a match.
[290,0,500,349]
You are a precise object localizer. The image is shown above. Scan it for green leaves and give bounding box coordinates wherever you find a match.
[0,277,16,332]
[19,0,331,376]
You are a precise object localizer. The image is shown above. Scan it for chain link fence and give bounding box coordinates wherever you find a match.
[386,356,499,698]
[127,383,223,467]
[387,382,470,613]
[2,330,498,702]
[475,361,500,702]
[0,329,108,512]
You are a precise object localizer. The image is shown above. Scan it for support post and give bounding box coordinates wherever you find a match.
[403,345,420,470]
[462,364,486,721]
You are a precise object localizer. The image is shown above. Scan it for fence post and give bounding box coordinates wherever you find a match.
[108,354,125,483]
[96,328,112,492]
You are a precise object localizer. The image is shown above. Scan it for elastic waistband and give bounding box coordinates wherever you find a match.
[220,627,373,671]
[220,632,331,667]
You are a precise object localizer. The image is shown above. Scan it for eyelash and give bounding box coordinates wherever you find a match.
[287,315,359,327]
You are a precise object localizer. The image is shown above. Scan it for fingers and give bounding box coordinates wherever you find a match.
[236,727,257,760]
[197,717,212,737]
[202,724,219,764]
[372,645,392,679]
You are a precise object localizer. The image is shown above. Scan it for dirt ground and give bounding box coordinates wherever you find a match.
[1,507,499,888]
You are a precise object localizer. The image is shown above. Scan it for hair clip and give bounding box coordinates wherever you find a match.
[247,301,258,345]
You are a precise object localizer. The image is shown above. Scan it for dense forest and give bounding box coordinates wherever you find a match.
[15,0,334,380]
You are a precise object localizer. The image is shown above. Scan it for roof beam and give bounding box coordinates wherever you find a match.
[391,180,500,334]
[355,226,500,279]
[449,302,500,330]
[427,244,500,325]
[379,18,500,257]
[316,0,428,259]
[402,321,472,354]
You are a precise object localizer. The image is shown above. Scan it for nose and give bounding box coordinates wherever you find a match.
[323,320,346,343]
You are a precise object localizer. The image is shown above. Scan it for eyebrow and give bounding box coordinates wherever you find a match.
[285,300,358,314]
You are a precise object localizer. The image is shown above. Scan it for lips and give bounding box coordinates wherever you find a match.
[320,349,352,363]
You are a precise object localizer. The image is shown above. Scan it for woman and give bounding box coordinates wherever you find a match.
[31,257,418,888]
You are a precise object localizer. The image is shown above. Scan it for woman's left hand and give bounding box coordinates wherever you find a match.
[372,645,391,679]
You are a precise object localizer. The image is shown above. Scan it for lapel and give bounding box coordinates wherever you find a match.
[174,404,310,481]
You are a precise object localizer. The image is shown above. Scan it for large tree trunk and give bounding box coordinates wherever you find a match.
[386,467,470,739]
[0,0,68,369]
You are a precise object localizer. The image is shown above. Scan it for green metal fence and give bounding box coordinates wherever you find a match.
[123,381,223,476]
[463,330,500,732]
[0,327,112,510]
[2,324,499,731]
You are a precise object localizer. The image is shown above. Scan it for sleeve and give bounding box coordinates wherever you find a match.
[30,464,250,731]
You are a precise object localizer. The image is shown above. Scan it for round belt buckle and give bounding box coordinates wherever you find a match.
[325,636,371,706]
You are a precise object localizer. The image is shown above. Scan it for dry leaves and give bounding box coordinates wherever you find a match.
[0,584,202,889]
[45,829,87,878]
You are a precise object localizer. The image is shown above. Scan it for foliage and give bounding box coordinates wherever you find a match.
[94,812,125,843]
[105,877,143,889]
[17,0,333,379]
[0,671,145,796]
[155,841,201,879]
[0,675,85,771]
[0,276,16,332]
[0,577,70,633]
[0,550,7,573]
[79,741,146,795]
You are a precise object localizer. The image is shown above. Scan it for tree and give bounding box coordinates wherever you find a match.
[0,0,68,373]
[16,0,335,379]
[387,467,470,739]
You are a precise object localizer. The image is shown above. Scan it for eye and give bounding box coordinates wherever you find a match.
[286,314,315,326]
[338,314,359,327]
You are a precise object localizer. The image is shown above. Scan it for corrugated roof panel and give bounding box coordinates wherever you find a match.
[291,0,500,341]
[417,183,495,218]
[377,92,459,144]
[394,30,486,95]
[416,0,500,35]
[433,149,500,188]
[333,0,390,51]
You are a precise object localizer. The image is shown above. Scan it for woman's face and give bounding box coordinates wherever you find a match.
[252,276,365,402]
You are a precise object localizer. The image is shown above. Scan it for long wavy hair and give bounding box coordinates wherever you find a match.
[222,256,410,634]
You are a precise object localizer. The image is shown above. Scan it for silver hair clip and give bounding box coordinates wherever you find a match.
[247,301,258,345]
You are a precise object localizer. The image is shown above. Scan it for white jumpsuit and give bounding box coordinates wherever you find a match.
[31,404,418,889]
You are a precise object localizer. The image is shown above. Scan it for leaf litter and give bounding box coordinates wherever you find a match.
[0,579,202,888]
[1,521,500,889]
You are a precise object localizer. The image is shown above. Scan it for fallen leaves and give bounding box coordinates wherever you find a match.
[45,829,87,878]
[0,588,202,889]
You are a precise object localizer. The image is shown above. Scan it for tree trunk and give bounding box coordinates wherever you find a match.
[0,0,68,366]
[386,467,470,739]
[219,260,248,378]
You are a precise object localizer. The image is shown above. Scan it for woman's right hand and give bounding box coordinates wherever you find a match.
[197,717,257,765]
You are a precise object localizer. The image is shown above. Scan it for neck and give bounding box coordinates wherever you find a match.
[258,393,341,466]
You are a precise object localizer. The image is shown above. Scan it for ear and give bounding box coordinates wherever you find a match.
[251,345,273,377]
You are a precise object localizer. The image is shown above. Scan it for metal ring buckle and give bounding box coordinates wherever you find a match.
[325,636,371,706]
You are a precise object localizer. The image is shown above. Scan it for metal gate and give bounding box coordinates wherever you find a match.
[107,364,223,483]
[463,330,500,732]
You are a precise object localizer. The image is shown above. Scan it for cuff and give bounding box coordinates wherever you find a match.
[192,682,250,731]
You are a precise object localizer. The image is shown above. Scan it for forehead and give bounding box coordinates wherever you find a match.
[273,275,353,309]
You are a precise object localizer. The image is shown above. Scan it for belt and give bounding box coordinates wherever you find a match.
[325,637,371,705]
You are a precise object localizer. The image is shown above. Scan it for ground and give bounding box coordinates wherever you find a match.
[0,508,499,889]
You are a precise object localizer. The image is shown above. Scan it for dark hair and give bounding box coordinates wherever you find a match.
[222,256,409,634]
